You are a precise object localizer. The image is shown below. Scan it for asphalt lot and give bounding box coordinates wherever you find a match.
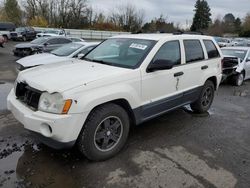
[0,42,250,188]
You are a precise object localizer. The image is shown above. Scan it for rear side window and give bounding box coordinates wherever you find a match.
[58,38,71,44]
[203,40,220,59]
[184,40,204,63]
[153,40,181,65]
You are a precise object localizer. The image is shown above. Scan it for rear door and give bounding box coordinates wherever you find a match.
[178,39,206,103]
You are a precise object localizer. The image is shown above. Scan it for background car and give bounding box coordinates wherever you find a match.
[15,41,99,71]
[68,37,85,42]
[13,37,72,57]
[214,37,233,48]
[0,22,15,42]
[10,27,37,41]
[36,29,66,37]
[0,35,5,47]
[221,46,250,86]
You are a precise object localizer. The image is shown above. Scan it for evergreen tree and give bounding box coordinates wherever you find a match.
[4,0,22,25]
[190,0,211,31]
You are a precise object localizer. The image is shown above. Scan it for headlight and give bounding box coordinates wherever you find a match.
[38,92,72,114]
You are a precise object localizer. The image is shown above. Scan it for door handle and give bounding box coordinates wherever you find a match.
[201,65,208,70]
[174,72,184,77]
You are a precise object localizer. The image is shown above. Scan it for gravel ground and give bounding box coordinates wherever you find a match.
[0,42,250,188]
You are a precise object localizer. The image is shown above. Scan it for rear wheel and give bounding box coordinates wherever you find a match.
[232,72,244,86]
[191,80,215,114]
[77,103,130,161]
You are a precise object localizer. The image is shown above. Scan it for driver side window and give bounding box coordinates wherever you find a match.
[153,41,181,65]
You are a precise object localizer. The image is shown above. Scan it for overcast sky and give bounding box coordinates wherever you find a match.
[88,0,250,28]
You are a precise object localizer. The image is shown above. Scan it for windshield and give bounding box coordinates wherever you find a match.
[30,37,48,44]
[221,49,247,60]
[16,27,25,32]
[84,38,156,69]
[51,43,84,56]
[44,30,59,34]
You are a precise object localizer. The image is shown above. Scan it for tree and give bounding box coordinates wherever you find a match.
[222,13,236,33]
[190,0,211,31]
[234,17,242,34]
[206,18,223,36]
[109,3,144,32]
[4,0,22,25]
[142,15,177,33]
[240,13,250,37]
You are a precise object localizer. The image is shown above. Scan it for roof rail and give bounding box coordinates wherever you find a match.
[173,31,204,35]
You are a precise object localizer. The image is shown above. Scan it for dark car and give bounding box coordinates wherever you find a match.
[13,37,72,57]
[0,22,16,42]
[10,27,37,41]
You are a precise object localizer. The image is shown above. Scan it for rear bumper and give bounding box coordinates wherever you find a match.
[7,89,88,149]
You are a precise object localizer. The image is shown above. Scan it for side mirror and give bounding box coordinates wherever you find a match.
[77,53,85,59]
[147,59,174,72]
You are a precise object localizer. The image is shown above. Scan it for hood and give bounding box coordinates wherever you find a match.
[16,53,71,67]
[15,42,40,49]
[17,60,131,93]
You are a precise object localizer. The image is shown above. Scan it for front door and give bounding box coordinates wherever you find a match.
[141,40,184,121]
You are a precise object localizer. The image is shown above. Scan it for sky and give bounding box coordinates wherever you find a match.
[88,0,250,28]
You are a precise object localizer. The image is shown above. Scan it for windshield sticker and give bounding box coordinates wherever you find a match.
[235,51,245,54]
[129,43,148,50]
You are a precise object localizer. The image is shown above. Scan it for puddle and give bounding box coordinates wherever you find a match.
[0,83,13,111]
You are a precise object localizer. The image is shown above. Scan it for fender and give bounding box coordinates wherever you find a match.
[67,81,142,114]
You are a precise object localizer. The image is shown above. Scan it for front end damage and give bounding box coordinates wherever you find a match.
[221,57,243,82]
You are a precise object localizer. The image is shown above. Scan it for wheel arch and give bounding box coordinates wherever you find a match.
[85,98,136,126]
[206,76,217,90]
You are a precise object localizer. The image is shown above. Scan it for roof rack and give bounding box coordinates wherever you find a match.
[173,31,204,35]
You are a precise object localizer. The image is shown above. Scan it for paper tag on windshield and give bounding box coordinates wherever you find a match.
[129,43,148,50]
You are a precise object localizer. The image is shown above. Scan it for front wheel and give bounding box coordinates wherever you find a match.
[190,80,215,114]
[77,103,130,161]
[232,72,244,86]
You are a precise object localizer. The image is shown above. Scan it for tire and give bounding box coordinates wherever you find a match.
[190,80,215,114]
[77,103,130,161]
[232,72,244,86]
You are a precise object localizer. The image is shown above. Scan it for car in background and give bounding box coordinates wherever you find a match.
[13,37,72,57]
[214,37,233,48]
[221,46,250,86]
[36,29,66,37]
[10,27,37,41]
[68,37,85,42]
[16,41,99,71]
[232,38,250,47]
[0,35,5,47]
[0,22,16,42]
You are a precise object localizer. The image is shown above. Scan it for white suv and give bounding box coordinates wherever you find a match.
[7,34,222,161]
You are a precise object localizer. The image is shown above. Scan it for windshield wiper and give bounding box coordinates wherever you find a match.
[83,58,113,66]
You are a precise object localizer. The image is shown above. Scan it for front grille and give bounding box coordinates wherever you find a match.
[15,82,42,110]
